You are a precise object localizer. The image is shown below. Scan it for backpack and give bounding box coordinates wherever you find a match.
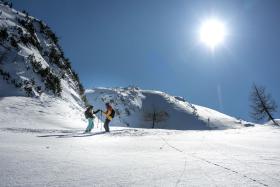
[84,110,89,119]
[84,109,93,119]
[110,109,115,118]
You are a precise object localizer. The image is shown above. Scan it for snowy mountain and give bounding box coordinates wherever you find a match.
[86,87,252,130]
[0,2,86,125]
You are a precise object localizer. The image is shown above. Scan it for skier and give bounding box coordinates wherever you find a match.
[84,105,100,133]
[102,103,115,132]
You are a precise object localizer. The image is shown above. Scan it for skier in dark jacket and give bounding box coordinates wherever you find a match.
[102,103,115,132]
[84,105,100,133]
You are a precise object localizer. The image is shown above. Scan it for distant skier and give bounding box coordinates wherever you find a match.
[84,105,100,133]
[102,103,115,132]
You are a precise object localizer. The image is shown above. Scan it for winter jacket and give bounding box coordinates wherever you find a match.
[103,106,113,121]
[85,109,100,119]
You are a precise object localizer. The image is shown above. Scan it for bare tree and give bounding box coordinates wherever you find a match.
[250,84,278,126]
[143,107,169,128]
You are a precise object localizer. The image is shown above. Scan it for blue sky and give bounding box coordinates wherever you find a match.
[11,0,280,121]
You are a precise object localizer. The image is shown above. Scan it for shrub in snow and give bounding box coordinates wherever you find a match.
[45,73,62,96]
[38,20,59,45]
[23,83,33,97]
[0,68,10,80]
[0,68,24,89]
[22,10,28,18]
[16,27,23,35]
[28,54,62,96]
[28,55,42,71]
[48,47,63,67]
[81,95,88,105]
[17,18,42,51]
[63,58,71,70]
[38,67,51,78]
[1,0,12,8]
[46,29,59,45]
[0,28,8,41]
[71,71,86,98]
[39,22,59,45]
[19,34,41,51]
[17,18,35,35]
[9,36,18,49]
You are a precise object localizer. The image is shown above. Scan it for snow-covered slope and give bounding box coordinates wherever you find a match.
[86,87,251,130]
[0,3,86,126]
[0,3,85,103]
[1,124,280,187]
[265,119,280,126]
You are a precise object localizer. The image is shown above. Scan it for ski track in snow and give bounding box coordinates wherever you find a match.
[159,135,271,187]
[0,126,280,186]
[202,139,280,185]
[0,127,183,137]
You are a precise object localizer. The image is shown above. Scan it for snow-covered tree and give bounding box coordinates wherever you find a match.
[250,84,278,126]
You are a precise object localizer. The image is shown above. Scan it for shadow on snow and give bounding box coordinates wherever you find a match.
[37,131,107,138]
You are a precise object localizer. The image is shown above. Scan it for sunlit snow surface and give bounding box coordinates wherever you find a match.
[1,97,280,187]
[1,126,280,186]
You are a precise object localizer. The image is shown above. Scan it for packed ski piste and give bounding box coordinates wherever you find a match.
[0,2,280,187]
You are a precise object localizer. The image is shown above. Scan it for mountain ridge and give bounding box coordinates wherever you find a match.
[0,3,86,108]
[86,87,253,130]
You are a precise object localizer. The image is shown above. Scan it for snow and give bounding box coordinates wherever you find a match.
[0,3,84,108]
[1,94,279,186]
[86,87,251,130]
[1,4,280,187]
[0,96,84,129]
[0,79,24,96]
[1,122,280,186]
[265,119,280,126]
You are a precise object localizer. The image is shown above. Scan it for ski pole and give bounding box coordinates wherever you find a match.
[96,114,98,129]
[100,110,102,131]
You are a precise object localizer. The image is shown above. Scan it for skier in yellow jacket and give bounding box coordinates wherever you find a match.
[102,103,115,132]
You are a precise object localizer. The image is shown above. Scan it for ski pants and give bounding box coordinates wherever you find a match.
[104,119,111,132]
[86,118,94,132]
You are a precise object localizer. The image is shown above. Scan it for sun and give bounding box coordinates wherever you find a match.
[199,18,227,49]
